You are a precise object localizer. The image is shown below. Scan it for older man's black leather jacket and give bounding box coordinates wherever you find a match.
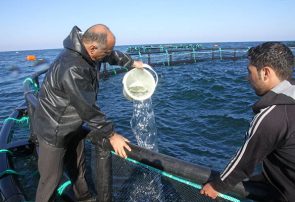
[33,26,134,147]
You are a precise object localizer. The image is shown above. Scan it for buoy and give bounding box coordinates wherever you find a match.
[26,55,36,61]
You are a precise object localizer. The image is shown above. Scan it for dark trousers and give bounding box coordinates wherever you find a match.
[246,174,287,202]
[35,130,91,202]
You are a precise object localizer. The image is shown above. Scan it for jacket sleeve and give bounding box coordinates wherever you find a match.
[210,106,286,192]
[103,50,134,68]
[62,66,114,139]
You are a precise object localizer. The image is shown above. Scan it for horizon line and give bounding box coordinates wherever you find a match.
[1,40,294,53]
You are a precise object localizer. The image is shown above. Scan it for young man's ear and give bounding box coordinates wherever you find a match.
[261,66,272,81]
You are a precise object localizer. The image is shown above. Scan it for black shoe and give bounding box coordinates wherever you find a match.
[77,196,97,202]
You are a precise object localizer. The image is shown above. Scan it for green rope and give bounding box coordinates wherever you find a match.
[138,50,142,60]
[121,67,128,72]
[112,69,117,75]
[112,151,240,202]
[192,48,197,63]
[57,180,72,196]
[0,169,20,178]
[219,48,223,60]
[3,116,29,125]
[0,149,13,155]
[23,77,38,89]
[165,50,170,66]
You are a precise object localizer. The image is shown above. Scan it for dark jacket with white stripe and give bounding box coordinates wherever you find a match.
[33,26,134,148]
[211,80,295,201]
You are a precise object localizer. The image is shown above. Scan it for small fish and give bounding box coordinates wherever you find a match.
[128,86,148,94]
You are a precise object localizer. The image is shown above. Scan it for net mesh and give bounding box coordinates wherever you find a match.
[5,119,241,202]
[111,154,239,202]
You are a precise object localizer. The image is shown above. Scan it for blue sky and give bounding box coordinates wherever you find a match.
[0,0,294,51]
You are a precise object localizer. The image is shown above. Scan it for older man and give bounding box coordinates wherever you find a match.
[33,24,143,202]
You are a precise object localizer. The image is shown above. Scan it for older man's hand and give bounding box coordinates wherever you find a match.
[109,132,131,158]
[132,60,144,68]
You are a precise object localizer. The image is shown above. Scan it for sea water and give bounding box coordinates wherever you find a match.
[1,42,295,201]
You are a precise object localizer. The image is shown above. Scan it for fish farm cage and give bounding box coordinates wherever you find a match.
[100,43,295,79]
[0,66,280,202]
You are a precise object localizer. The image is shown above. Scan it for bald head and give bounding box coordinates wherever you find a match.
[82,24,115,50]
[82,24,116,61]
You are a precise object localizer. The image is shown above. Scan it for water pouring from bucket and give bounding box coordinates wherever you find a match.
[127,65,161,198]
[122,64,158,101]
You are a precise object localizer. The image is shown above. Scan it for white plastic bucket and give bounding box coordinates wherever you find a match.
[122,64,158,101]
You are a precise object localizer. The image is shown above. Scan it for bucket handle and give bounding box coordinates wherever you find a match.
[142,64,158,87]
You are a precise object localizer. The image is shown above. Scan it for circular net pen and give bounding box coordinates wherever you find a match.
[125,44,295,67]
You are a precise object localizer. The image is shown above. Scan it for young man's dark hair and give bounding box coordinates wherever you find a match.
[248,42,294,80]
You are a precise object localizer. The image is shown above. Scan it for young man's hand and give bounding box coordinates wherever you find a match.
[200,183,219,199]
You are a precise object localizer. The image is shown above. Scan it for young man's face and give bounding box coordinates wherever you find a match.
[247,65,268,96]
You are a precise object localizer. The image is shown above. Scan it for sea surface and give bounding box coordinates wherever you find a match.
[0,42,294,200]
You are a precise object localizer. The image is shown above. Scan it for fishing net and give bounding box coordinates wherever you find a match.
[111,154,240,202]
[124,44,251,67]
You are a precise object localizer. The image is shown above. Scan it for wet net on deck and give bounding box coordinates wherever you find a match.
[112,154,239,202]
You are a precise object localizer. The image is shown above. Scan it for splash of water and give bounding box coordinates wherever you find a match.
[130,98,158,152]
[129,98,163,201]
[127,172,163,202]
